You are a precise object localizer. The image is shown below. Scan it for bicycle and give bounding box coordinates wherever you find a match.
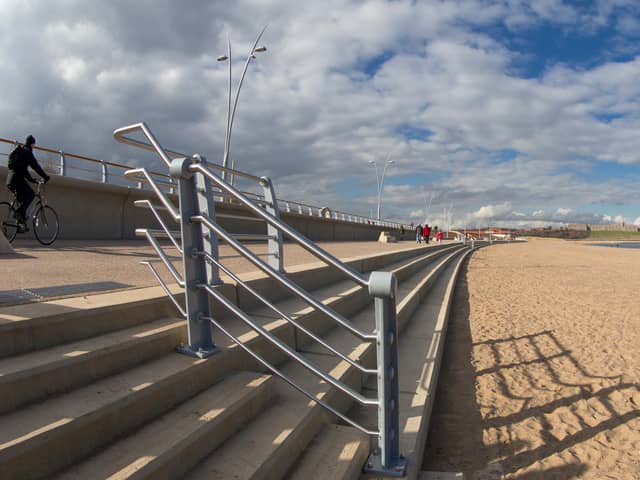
[1,181,59,245]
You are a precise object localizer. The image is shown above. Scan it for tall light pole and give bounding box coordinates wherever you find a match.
[217,26,268,185]
[368,152,395,220]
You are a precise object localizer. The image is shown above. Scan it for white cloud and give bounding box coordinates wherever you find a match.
[0,0,639,226]
[471,202,513,219]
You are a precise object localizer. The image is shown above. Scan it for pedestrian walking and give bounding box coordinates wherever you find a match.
[423,224,431,244]
[415,224,422,243]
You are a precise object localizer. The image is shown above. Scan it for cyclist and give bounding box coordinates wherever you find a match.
[5,135,50,232]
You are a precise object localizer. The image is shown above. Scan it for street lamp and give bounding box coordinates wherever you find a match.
[368,153,395,220]
[217,26,268,185]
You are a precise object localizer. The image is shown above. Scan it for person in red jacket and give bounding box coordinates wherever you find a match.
[423,224,431,244]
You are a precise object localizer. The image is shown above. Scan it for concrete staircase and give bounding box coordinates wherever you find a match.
[0,242,477,480]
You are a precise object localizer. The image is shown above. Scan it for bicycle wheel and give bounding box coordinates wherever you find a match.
[33,205,59,245]
[0,201,18,243]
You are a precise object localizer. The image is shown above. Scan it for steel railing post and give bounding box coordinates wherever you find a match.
[365,271,407,477]
[194,155,221,284]
[101,161,108,183]
[59,150,66,176]
[260,176,284,272]
[170,156,217,359]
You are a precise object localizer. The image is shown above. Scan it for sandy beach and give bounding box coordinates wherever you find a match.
[423,238,640,479]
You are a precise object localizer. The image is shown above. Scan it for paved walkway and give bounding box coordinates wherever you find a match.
[1,239,436,305]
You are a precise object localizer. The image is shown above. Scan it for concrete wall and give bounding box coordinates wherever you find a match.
[0,167,400,241]
[568,223,639,232]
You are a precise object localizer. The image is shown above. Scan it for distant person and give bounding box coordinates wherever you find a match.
[415,223,422,243]
[436,230,443,243]
[5,135,50,232]
[423,224,431,244]
[400,225,405,240]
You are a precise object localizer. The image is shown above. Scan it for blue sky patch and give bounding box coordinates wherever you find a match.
[563,159,640,183]
[594,112,624,124]
[478,17,640,79]
[395,125,433,142]
[361,50,394,77]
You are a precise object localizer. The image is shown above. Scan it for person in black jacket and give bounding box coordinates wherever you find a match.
[6,135,50,231]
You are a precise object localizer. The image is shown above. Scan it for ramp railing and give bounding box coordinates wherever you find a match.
[114,122,408,476]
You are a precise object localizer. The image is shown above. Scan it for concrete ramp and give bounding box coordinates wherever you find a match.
[0,230,14,254]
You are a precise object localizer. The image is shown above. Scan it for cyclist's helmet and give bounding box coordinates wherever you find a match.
[25,135,36,146]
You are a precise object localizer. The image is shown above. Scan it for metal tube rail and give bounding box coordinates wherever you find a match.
[203,315,378,436]
[193,214,375,341]
[200,284,377,407]
[189,164,368,287]
[124,169,180,221]
[112,123,262,182]
[138,229,185,287]
[113,122,175,168]
[141,261,186,317]
[135,200,183,253]
[196,251,376,375]
[229,233,277,241]
[0,136,170,180]
[216,213,266,223]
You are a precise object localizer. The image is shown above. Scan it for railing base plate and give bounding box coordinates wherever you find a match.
[176,344,219,359]
[363,452,408,477]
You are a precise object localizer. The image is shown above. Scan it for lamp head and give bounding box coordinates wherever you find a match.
[217,55,229,62]
[254,46,267,53]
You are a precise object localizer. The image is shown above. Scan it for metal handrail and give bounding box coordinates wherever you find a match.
[115,122,407,475]
[124,169,180,221]
[113,122,262,182]
[135,200,182,253]
[141,261,186,317]
[137,229,185,287]
[197,251,376,374]
[203,315,378,436]
[200,284,377,407]
[193,213,375,341]
[189,163,369,287]
[1,135,405,229]
[0,136,171,180]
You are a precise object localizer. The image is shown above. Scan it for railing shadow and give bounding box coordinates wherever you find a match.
[423,262,639,479]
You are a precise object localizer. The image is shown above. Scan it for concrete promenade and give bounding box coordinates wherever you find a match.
[1,239,436,304]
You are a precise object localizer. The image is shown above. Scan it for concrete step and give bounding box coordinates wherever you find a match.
[0,246,455,479]
[356,247,474,480]
[53,371,274,480]
[268,247,474,480]
[182,247,469,479]
[0,244,439,359]
[0,284,182,359]
[0,243,470,480]
[0,316,185,414]
[286,424,369,480]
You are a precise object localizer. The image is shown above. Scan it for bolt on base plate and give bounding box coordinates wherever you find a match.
[363,452,408,477]
[176,344,219,359]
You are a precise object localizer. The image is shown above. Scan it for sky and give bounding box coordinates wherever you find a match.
[2,0,640,228]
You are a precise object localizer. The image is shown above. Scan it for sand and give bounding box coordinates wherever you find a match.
[423,238,640,479]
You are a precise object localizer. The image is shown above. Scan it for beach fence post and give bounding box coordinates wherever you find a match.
[365,271,408,476]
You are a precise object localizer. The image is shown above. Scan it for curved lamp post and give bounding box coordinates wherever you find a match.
[217,26,268,185]
[368,153,395,220]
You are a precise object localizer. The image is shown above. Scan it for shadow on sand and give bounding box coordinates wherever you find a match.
[422,261,638,479]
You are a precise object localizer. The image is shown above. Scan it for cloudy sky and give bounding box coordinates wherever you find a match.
[3,0,640,228]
